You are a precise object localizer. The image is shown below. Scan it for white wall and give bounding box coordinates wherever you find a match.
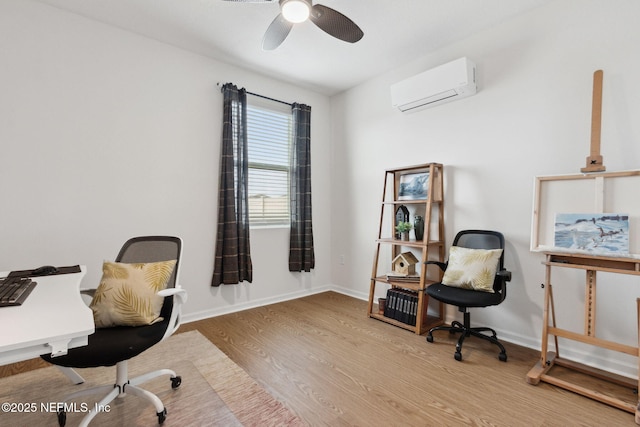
[4,0,640,378]
[0,0,332,321]
[330,0,640,376]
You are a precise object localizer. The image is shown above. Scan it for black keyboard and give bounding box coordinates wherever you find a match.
[0,277,37,307]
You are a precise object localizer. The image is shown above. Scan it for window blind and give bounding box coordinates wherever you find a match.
[246,102,292,226]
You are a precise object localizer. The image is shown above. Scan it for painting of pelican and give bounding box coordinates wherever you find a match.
[554,213,629,255]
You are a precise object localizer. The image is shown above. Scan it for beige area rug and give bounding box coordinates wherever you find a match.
[0,330,304,426]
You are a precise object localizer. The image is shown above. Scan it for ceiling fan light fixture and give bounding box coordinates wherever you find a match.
[281,0,311,23]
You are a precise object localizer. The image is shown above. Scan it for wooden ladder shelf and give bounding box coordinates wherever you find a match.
[367,163,445,334]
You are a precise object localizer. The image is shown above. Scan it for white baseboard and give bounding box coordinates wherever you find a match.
[182,284,336,324]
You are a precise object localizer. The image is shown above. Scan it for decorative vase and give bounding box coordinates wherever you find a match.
[402,231,410,241]
[414,215,424,241]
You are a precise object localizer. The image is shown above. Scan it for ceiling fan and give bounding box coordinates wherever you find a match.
[223,0,364,50]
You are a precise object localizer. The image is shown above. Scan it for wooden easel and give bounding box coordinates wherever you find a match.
[526,253,640,422]
[527,70,640,424]
[581,70,606,173]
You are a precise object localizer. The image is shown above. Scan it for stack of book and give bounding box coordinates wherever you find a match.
[385,273,420,283]
[383,288,418,326]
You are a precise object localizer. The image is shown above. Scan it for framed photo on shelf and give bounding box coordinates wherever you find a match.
[398,172,429,200]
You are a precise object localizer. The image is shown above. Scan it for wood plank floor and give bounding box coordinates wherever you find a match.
[180,291,637,426]
[2,291,637,425]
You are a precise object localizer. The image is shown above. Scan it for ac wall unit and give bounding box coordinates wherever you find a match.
[390,57,477,113]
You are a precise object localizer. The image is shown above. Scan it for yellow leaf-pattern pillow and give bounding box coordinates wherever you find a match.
[441,246,502,293]
[90,260,176,328]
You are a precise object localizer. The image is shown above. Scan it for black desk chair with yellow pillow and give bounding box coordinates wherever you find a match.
[42,236,187,426]
[425,230,511,362]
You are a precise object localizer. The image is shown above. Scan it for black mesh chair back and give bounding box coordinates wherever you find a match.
[115,236,181,320]
[454,230,503,251]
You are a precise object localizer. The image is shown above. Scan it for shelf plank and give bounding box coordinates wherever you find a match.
[372,276,437,291]
[383,199,441,205]
[385,163,442,174]
[369,312,443,334]
[377,238,444,248]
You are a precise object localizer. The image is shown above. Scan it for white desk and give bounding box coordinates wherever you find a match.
[0,267,95,365]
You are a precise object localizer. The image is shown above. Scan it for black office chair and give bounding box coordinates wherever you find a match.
[42,236,187,426]
[425,230,511,362]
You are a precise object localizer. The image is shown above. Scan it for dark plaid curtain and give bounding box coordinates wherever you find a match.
[212,83,253,286]
[289,103,315,272]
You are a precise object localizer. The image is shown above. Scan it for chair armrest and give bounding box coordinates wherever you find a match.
[158,285,188,341]
[158,286,188,304]
[425,260,447,272]
[497,269,512,282]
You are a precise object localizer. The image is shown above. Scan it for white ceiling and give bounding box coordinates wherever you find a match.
[34,0,553,95]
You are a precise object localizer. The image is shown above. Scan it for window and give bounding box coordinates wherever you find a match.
[246,98,292,226]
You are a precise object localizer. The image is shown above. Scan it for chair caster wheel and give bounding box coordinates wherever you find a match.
[499,352,507,362]
[157,408,167,424]
[426,334,434,343]
[454,352,463,361]
[57,411,66,427]
[171,375,182,389]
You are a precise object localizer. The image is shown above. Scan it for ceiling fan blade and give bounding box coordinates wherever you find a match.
[310,4,363,43]
[262,13,294,50]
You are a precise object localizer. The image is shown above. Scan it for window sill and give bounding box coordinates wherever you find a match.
[250,224,290,230]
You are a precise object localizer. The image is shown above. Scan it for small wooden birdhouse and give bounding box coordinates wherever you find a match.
[391,252,419,276]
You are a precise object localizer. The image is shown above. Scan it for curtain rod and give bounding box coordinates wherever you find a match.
[217,82,292,107]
